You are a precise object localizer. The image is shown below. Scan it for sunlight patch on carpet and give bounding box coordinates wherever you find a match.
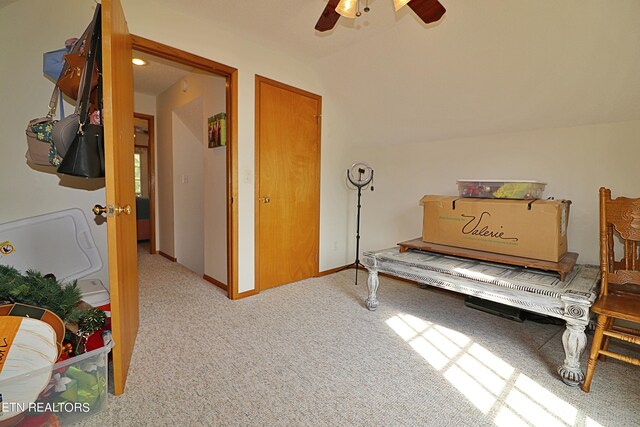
[386,313,602,427]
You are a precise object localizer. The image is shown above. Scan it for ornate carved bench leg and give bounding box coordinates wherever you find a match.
[366,270,379,311]
[558,320,587,386]
[558,293,594,386]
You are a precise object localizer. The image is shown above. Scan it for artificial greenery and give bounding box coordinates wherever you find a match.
[73,307,107,354]
[0,265,82,321]
[77,307,107,336]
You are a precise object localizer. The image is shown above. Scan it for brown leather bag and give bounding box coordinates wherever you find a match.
[57,52,98,101]
[56,6,100,101]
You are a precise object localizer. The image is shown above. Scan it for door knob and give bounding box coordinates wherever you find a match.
[259,197,271,203]
[93,205,108,216]
[93,204,132,217]
[115,205,132,215]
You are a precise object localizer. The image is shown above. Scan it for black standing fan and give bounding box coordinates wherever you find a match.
[344,162,374,285]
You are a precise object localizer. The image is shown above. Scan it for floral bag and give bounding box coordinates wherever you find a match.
[25,86,63,167]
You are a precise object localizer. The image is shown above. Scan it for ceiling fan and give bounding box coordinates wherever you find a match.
[315,0,446,32]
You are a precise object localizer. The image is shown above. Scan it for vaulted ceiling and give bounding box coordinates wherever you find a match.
[148,0,640,144]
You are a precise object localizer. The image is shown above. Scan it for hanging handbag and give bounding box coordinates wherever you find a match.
[57,6,104,178]
[57,53,99,101]
[43,38,77,82]
[52,39,95,158]
[25,86,63,167]
[51,41,89,158]
[56,7,100,101]
[57,123,104,178]
[25,120,55,166]
[51,112,79,158]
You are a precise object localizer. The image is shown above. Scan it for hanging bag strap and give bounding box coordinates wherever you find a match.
[46,86,60,118]
[95,21,103,127]
[92,13,104,172]
[56,4,101,102]
[66,8,97,58]
[77,5,101,134]
[56,4,101,120]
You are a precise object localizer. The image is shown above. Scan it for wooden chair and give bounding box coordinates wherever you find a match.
[582,187,640,392]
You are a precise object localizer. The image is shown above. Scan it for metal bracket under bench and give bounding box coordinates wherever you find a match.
[362,245,600,387]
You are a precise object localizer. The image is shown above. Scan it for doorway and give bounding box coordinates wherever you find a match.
[255,76,321,291]
[133,113,155,254]
[130,35,238,299]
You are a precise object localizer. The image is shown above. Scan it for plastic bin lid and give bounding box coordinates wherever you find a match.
[0,208,102,283]
[76,279,110,307]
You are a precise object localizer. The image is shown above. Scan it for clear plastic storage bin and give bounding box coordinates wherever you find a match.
[0,341,112,426]
[457,180,546,199]
[0,209,109,426]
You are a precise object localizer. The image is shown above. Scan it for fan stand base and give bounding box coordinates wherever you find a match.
[336,261,367,285]
[336,261,366,272]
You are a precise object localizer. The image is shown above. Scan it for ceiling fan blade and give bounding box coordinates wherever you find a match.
[407,0,446,24]
[315,0,341,32]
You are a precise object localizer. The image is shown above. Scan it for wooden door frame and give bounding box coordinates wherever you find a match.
[133,112,156,255]
[130,35,239,299]
[254,75,322,292]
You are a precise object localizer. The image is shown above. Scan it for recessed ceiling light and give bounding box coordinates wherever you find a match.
[132,58,147,66]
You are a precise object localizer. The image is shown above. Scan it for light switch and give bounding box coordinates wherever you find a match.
[181,175,189,184]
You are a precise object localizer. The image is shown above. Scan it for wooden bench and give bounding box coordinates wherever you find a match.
[362,245,600,386]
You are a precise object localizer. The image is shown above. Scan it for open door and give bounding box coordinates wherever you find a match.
[101,0,138,395]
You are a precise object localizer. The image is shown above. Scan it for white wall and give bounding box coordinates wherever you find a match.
[173,105,204,274]
[134,92,156,117]
[156,76,203,265]
[0,1,110,289]
[155,70,227,277]
[202,77,228,285]
[347,120,640,266]
[156,86,175,257]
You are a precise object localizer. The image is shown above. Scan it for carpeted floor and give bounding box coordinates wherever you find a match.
[78,245,639,426]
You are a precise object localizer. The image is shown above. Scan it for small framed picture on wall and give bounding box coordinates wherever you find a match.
[208,112,227,148]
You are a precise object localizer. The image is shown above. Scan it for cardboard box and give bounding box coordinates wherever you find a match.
[420,196,570,262]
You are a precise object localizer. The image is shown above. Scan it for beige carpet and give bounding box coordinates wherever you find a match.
[78,245,639,427]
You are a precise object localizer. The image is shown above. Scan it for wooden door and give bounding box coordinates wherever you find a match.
[102,0,138,395]
[256,76,321,290]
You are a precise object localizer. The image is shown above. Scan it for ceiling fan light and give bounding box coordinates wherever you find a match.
[393,0,411,11]
[336,0,358,19]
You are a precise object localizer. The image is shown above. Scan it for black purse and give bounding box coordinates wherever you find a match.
[58,123,104,178]
[57,5,104,178]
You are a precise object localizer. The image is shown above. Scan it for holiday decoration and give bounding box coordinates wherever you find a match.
[0,265,81,322]
[74,308,107,354]
[0,266,107,359]
[0,317,59,424]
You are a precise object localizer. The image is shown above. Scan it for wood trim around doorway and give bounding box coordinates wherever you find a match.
[130,34,239,300]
